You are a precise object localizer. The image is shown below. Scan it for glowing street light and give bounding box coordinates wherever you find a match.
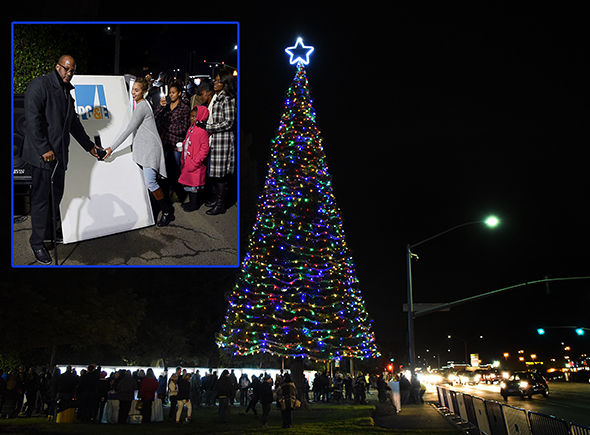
[406,216,500,374]
[485,216,499,227]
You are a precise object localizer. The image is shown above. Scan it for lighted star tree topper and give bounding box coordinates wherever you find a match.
[217,39,379,362]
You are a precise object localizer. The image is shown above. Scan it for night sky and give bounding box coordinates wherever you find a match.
[9,5,588,368]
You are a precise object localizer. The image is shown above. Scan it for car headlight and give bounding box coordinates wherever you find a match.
[519,381,528,389]
[500,382,506,389]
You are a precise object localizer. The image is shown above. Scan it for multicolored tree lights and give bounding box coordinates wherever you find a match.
[217,60,379,363]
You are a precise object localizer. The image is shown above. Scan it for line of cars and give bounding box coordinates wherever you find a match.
[421,368,550,401]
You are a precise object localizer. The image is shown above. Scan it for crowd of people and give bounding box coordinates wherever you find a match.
[105,69,238,226]
[1,364,424,427]
[0,365,299,428]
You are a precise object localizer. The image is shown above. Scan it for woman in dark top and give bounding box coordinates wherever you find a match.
[154,81,190,201]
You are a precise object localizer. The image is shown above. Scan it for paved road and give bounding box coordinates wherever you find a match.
[446,381,590,427]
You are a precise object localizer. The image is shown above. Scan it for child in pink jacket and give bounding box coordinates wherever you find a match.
[179,105,210,211]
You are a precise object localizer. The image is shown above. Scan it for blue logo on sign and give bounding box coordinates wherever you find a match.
[74,84,110,121]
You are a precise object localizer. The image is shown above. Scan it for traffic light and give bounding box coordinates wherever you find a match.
[576,328,585,336]
[537,328,546,335]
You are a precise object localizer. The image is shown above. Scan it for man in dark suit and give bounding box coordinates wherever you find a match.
[22,54,100,264]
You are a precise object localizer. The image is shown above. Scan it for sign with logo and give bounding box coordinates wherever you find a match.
[73,84,111,121]
[62,76,154,249]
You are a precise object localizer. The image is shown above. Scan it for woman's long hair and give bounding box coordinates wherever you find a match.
[216,70,236,98]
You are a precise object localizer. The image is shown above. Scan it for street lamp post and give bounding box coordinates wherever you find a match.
[406,217,499,374]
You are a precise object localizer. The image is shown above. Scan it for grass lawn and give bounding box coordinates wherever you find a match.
[0,401,460,435]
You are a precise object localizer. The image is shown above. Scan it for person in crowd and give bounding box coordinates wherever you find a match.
[189,369,202,409]
[204,70,237,215]
[419,379,427,404]
[167,373,179,422]
[103,77,174,227]
[260,375,274,428]
[21,367,39,417]
[215,369,232,422]
[344,373,353,402]
[96,371,110,424]
[238,373,250,406]
[228,370,238,405]
[55,365,79,419]
[47,367,60,421]
[116,370,137,424]
[22,54,101,264]
[320,371,330,402]
[138,368,159,424]
[154,81,191,202]
[241,374,261,416]
[376,374,389,403]
[37,368,51,416]
[178,106,210,212]
[148,71,172,109]
[202,370,218,406]
[354,372,367,405]
[399,372,411,404]
[175,373,192,423]
[410,373,421,404]
[76,364,99,422]
[195,80,214,108]
[157,370,168,404]
[333,373,344,402]
[312,373,321,402]
[276,373,298,429]
[2,370,22,418]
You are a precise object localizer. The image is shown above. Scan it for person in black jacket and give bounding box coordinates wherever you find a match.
[22,54,101,264]
[260,375,274,428]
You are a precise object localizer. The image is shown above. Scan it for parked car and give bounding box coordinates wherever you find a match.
[500,371,549,400]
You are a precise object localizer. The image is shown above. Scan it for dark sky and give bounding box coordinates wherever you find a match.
[10,5,589,368]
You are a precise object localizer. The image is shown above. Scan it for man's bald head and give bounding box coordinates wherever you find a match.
[55,55,76,83]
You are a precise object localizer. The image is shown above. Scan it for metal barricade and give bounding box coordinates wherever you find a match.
[447,389,459,416]
[455,392,470,424]
[502,404,532,435]
[473,396,492,435]
[528,411,570,435]
[463,393,479,430]
[571,422,590,435]
[485,400,508,435]
[436,385,447,410]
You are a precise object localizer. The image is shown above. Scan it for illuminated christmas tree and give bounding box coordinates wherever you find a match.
[217,39,379,363]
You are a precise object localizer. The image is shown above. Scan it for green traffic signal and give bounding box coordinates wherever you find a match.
[537,328,546,335]
[576,328,585,336]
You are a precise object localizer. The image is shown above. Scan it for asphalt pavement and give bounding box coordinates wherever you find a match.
[12,200,238,267]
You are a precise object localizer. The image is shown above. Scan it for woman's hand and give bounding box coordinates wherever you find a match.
[103,147,113,160]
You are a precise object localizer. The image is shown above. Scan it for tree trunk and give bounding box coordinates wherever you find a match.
[290,357,310,409]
